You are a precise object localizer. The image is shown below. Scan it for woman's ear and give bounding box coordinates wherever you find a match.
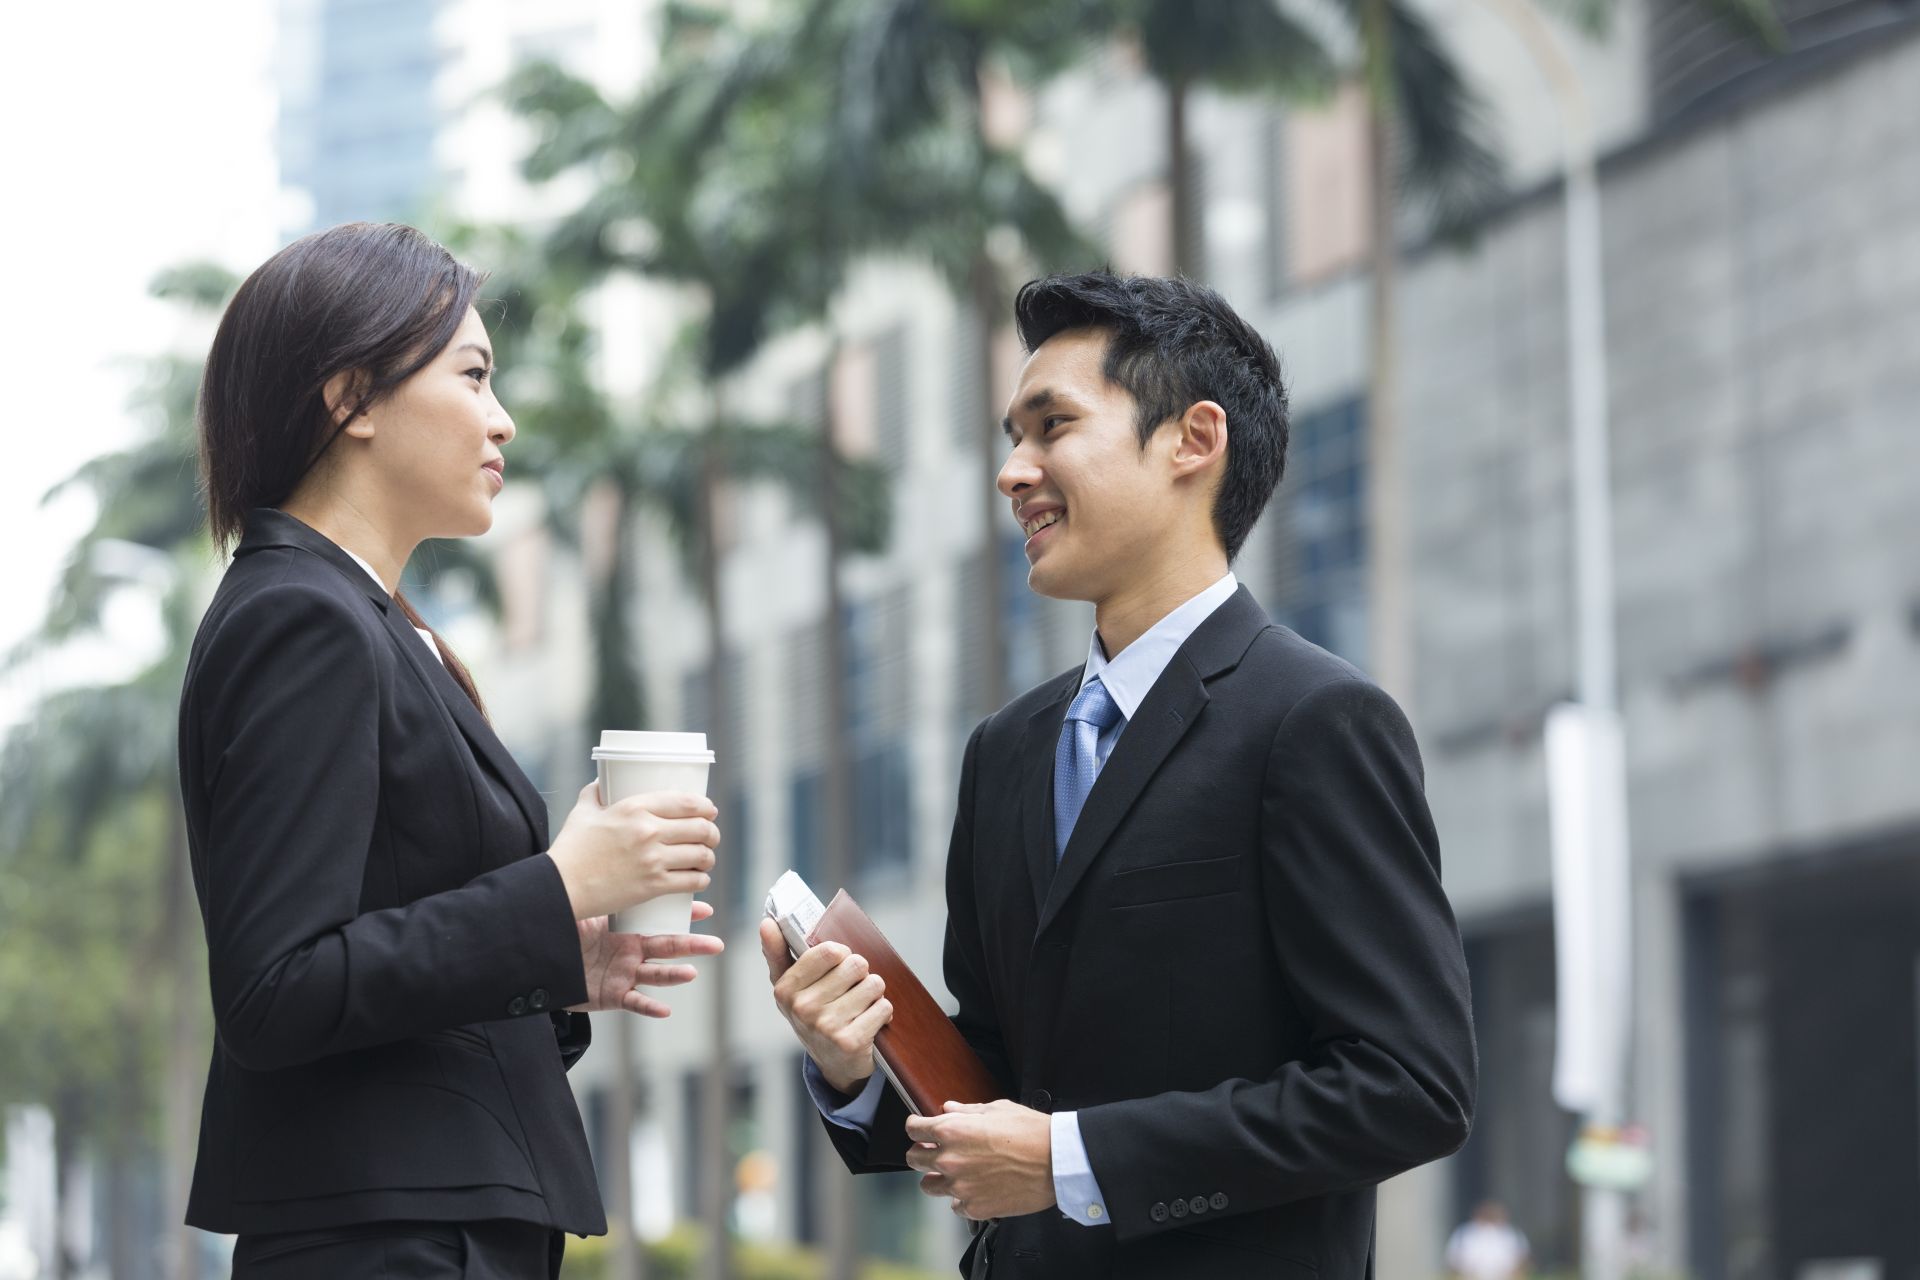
[1170,400,1229,480]
[322,370,376,440]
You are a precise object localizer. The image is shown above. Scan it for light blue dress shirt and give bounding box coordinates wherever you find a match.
[806,571,1240,1227]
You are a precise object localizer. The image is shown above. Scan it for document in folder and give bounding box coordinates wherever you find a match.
[766,871,1002,1116]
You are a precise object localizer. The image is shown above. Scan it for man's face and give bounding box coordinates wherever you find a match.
[997,328,1179,604]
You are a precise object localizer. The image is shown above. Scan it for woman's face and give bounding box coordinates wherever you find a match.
[352,305,515,541]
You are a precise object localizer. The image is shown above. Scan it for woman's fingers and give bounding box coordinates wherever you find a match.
[642,932,725,958]
[652,817,720,850]
[655,841,717,871]
[630,962,698,987]
[623,989,673,1018]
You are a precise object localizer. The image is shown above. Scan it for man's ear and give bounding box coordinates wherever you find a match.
[322,370,376,440]
[1169,400,1228,481]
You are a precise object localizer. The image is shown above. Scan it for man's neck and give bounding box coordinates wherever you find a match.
[278,493,413,594]
[1092,548,1231,658]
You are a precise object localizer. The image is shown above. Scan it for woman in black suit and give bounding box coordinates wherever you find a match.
[178,222,722,1277]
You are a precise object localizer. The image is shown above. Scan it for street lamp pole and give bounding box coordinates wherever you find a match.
[1472,4,1631,1277]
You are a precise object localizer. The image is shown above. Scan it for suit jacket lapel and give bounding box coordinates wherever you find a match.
[1032,586,1273,939]
[1020,680,1078,915]
[375,587,550,850]
[238,507,551,849]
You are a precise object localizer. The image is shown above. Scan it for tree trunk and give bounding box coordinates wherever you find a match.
[1361,25,1414,703]
[1168,77,1199,279]
[817,341,862,1280]
[51,1086,84,1280]
[697,395,737,1280]
[969,255,1010,719]
[161,804,202,1280]
[606,1016,644,1280]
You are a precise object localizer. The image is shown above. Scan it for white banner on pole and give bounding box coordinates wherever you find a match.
[1545,702,1632,1118]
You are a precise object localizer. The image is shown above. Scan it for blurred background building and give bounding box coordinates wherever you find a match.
[3,0,1917,1277]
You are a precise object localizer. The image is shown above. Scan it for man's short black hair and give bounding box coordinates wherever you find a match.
[1012,270,1288,562]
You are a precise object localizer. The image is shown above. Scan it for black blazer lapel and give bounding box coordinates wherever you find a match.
[376,604,550,848]
[1020,680,1079,914]
[237,507,552,849]
[1034,587,1273,939]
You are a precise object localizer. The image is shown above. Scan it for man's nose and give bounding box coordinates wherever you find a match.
[997,444,1039,498]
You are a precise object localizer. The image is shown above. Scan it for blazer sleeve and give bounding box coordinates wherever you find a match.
[1076,677,1476,1240]
[820,719,1013,1172]
[193,581,588,1073]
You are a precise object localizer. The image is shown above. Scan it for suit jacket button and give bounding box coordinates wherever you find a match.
[1189,1195,1208,1215]
[1210,1192,1228,1211]
[1169,1198,1189,1219]
[1028,1089,1053,1111]
[1149,1202,1169,1223]
[529,988,550,1012]
[507,995,529,1017]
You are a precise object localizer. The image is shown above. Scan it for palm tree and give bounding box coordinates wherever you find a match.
[0,262,236,1280]
[449,217,888,1277]
[792,0,1100,723]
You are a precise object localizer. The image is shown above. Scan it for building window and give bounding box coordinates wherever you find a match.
[1268,397,1368,665]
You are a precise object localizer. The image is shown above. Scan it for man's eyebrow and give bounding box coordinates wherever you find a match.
[1001,387,1065,437]
[456,342,493,366]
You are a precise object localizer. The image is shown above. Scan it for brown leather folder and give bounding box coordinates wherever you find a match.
[807,889,1004,1116]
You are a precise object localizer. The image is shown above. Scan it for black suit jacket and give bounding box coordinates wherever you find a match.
[826,587,1475,1279]
[177,509,605,1236]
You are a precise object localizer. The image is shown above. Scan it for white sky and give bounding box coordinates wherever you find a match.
[0,1,280,732]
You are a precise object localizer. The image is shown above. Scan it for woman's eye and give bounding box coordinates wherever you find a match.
[465,367,490,384]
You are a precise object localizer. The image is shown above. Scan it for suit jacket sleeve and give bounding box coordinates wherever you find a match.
[1076,677,1476,1240]
[820,719,1014,1172]
[194,582,588,1073]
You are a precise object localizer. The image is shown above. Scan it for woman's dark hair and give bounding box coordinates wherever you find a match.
[1012,271,1289,562]
[198,221,490,712]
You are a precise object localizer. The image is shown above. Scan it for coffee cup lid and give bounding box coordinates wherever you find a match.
[598,730,708,754]
[592,747,715,764]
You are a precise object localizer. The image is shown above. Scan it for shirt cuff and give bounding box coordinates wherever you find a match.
[1051,1110,1111,1226]
[801,1055,887,1133]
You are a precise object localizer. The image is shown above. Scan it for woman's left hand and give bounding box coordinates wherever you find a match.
[570,902,726,1017]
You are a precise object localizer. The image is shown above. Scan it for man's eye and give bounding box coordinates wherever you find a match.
[1042,416,1066,432]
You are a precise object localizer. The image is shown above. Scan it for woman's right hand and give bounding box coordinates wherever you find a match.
[547,782,719,921]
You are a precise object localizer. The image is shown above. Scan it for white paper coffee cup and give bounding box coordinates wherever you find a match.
[593,730,715,939]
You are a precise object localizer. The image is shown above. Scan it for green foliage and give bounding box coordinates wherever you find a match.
[558,1227,950,1280]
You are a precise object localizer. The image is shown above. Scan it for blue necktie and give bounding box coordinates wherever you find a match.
[1053,677,1124,863]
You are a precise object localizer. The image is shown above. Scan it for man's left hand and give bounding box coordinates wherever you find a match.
[904,1100,1055,1220]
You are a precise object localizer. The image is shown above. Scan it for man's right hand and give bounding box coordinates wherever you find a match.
[758,918,893,1095]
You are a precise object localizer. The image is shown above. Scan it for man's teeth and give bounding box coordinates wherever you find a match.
[1023,511,1063,536]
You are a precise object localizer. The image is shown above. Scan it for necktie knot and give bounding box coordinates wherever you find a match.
[1067,678,1122,732]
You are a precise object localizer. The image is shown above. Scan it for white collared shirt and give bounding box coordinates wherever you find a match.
[338,545,444,666]
[1077,571,1240,769]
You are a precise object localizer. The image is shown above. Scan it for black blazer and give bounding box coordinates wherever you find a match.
[826,587,1476,1280]
[177,509,605,1237]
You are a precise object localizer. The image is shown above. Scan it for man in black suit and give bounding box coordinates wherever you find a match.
[760,271,1475,1279]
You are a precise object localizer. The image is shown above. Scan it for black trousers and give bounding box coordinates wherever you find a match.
[231,1219,564,1279]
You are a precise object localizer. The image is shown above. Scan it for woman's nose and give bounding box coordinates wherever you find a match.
[490,409,516,445]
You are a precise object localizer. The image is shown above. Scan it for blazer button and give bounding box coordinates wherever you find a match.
[1028,1089,1053,1112]
[1210,1192,1228,1211]
[507,995,529,1017]
[529,988,550,1012]
[1188,1195,1208,1215]
[1149,1202,1169,1223]
[1169,1198,1189,1219]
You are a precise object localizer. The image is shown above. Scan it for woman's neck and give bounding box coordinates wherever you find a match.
[277,493,412,593]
